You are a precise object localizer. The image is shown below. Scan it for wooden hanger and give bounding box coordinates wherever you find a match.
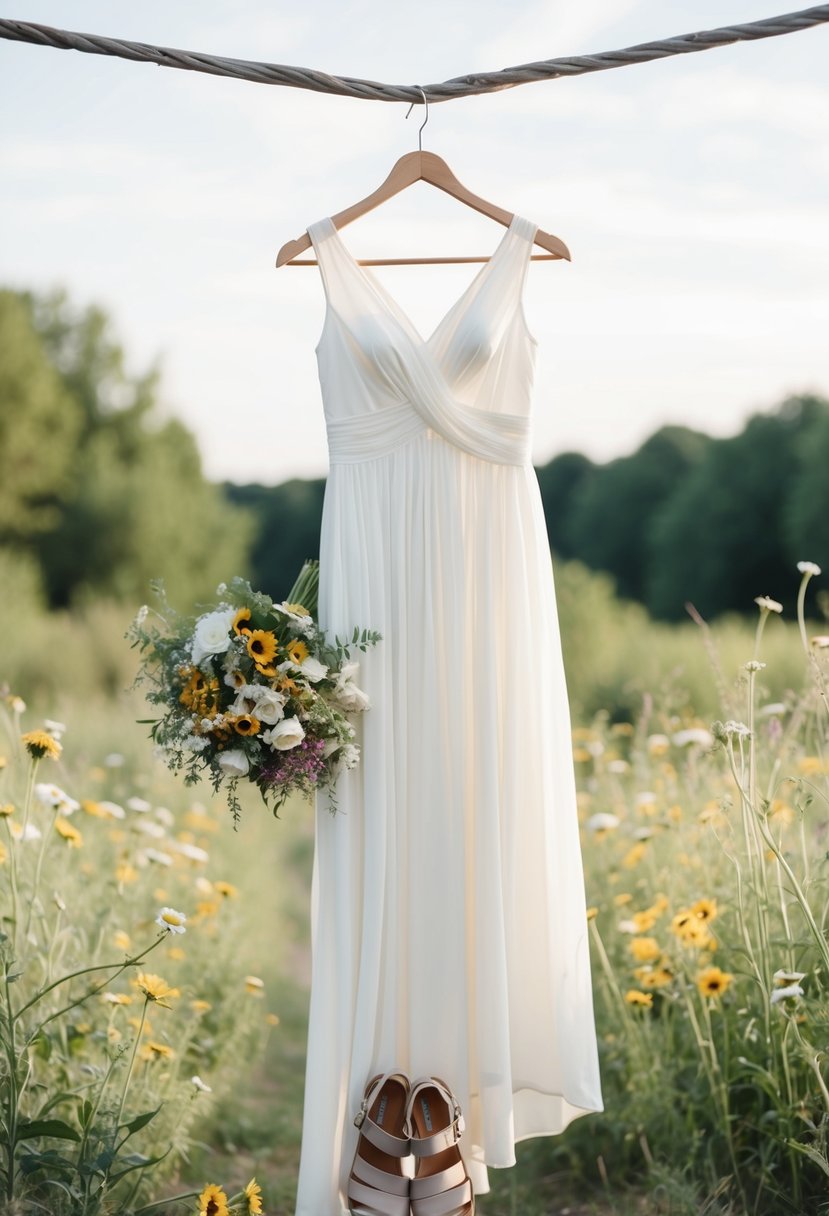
[275,91,570,268]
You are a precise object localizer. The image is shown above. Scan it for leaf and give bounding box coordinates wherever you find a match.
[119,1104,163,1138]
[786,1139,829,1176]
[19,1149,76,1176]
[77,1098,94,1129]
[108,1146,172,1183]
[16,1118,81,1142]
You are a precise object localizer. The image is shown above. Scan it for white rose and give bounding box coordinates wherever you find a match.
[332,662,370,711]
[300,656,329,684]
[191,608,236,664]
[249,687,286,724]
[217,748,250,777]
[262,717,305,750]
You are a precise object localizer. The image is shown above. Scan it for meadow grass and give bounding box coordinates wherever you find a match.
[1,560,828,1214]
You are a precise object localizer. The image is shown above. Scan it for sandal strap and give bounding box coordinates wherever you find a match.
[351,1155,410,1197]
[353,1070,411,1157]
[404,1076,466,1151]
[410,1161,468,1198]
[410,1177,474,1216]
[347,1177,411,1216]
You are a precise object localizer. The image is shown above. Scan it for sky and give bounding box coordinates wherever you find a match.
[2,1,828,485]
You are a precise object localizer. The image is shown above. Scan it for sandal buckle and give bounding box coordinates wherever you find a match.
[354,1098,369,1128]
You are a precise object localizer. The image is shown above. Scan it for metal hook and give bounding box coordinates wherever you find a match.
[405,86,429,151]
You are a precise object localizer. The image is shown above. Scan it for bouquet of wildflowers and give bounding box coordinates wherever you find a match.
[127,561,380,827]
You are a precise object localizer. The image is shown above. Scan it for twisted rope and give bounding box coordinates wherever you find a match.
[1,6,828,102]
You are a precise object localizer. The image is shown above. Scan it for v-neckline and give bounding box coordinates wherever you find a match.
[321,213,522,348]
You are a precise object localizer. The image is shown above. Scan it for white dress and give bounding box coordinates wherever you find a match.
[294,213,603,1216]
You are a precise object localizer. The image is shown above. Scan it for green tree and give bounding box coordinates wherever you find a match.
[0,291,83,543]
[1,287,254,611]
[535,451,596,560]
[225,478,326,600]
[567,425,710,601]
[646,396,827,620]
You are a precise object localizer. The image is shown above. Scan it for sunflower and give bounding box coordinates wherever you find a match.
[198,1183,230,1216]
[233,714,261,737]
[286,639,309,666]
[244,1178,264,1214]
[696,965,734,999]
[247,630,278,666]
[20,730,62,761]
[624,989,653,1008]
[132,972,180,1009]
[233,607,253,636]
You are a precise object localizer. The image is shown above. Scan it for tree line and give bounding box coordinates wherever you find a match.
[2,287,826,622]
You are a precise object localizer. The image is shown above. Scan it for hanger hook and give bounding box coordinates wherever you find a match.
[405,87,428,152]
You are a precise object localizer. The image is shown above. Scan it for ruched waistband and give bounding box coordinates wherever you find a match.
[326,400,532,466]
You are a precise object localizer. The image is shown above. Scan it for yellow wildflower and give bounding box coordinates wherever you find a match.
[102,992,132,1006]
[245,975,265,996]
[191,999,212,1014]
[140,1040,175,1062]
[115,862,139,884]
[113,929,132,951]
[622,842,648,868]
[0,803,14,817]
[132,972,180,1009]
[244,1178,264,1214]
[265,1013,280,1026]
[631,909,658,933]
[769,799,795,826]
[613,892,633,906]
[696,966,734,999]
[55,817,83,847]
[586,906,598,920]
[20,730,62,761]
[624,989,653,1008]
[634,964,675,989]
[214,880,238,898]
[0,841,6,864]
[198,1184,230,1216]
[629,936,661,963]
[690,897,718,923]
[168,946,186,961]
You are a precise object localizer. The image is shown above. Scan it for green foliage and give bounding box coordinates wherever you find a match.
[536,395,829,622]
[0,291,83,544]
[0,698,273,1215]
[0,287,254,613]
[224,479,326,601]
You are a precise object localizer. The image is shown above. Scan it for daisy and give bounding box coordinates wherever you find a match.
[155,906,187,935]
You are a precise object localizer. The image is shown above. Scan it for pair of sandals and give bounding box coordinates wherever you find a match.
[347,1070,474,1216]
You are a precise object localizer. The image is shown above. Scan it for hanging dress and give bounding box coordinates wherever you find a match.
[293,213,604,1216]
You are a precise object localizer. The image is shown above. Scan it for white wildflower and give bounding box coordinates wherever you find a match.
[773,968,807,985]
[191,1074,212,1092]
[43,719,67,740]
[585,812,620,832]
[155,906,187,935]
[671,728,713,748]
[771,983,804,1004]
[797,561,821,577]
[754,596,783,613]
[98,800,126,819]
[126,797,152,813]
[139,847,174,867]
[103,753,125,767]
[34,783,80,814]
